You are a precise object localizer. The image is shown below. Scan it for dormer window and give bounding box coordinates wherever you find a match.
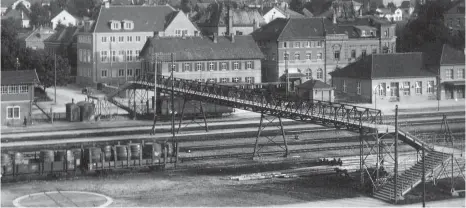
[122,20,134,30]
[110,20,121,30]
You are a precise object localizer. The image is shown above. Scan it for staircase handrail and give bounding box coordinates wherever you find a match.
[398,129,434,150]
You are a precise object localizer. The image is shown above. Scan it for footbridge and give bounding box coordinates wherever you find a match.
[101,74,462,204]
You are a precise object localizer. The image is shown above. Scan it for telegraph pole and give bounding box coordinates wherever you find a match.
[422,143,426,208]
[54,53,57,105]
[394,104,399,204]
[171,53,175,147]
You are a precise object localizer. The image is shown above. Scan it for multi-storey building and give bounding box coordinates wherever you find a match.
[76,3,200,87]
[439,44,465,100]
[444,1,465,33]
[139,34,263,85]
[324,16,397,83]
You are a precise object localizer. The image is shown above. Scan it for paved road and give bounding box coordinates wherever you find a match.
[281,197,465,207]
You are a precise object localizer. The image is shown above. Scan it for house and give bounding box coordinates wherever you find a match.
[2,6,30,28]
[444,1,465,32]
[296,79,334,101]
[139,34,264,85]
[24,26,55,49]
[439,44,465,100]
[375,7,396,20]
[261,6,305,24]
[50,10,79,29]
[330,53,437,104]
[1,70,40,126]
[44,26,80,75]
[76,3,200,87]
[252,18,326,87]
[194,3,265,36]
[2,0,50,15]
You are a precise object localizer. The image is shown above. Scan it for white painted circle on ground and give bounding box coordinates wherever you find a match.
[12,191,113,207]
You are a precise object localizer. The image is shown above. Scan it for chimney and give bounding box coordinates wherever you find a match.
[333,7,337,24]
[228,7,233,36]
[105,1,110,8]
[213,32,218,43]
[231,33,235,43]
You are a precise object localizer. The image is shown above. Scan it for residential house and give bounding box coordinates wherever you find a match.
[1,6,30,28]
[1,70,40,126]
[330,53,437,104]
[24,26,55,49]
[444,1,465,33]
[139,34,263,85]
[324,16,397,84]
[50,10,79,29]
[261,6,305,24]
[439,44,465,100]
[195,3,265,36]
[252,18,326,89]
[296,79,335,101]
[76,3,200,87]
[44,26,80,75]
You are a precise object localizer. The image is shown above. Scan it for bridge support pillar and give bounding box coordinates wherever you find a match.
[177,98,209,134]
[252,111,288,159]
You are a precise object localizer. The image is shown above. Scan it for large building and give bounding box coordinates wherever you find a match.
[439,44,465,100]
[1,70,40,126]
[139,34,264,85]
[76,3,200,87]
[330,53,437,104]
[261,6,304,24]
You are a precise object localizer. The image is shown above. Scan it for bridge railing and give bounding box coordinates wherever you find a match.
[136,74,383,127]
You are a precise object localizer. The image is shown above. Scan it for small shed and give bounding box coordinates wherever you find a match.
[296,79,334,102]
[65,99,80,122]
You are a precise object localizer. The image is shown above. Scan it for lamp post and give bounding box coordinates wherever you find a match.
[54,53,57,105]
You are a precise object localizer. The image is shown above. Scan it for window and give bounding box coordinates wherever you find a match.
[118,69,125,77]
[196,63,202,71]
[357,81,361,95]
[110,36,116,42]
[284,53,289,61]
[351,50,356,59]
[78,49,83,62]
[246,61,252,69]
[126,50,133,62]
[342,80,347,93]
[378,83,386,96]
[101,51,108,62]
[372,48,377,54]
[220,78,229,83]
[316,68,323,79]
[403,82,410,95]
[233,62,239,70]
[305,41,310,48]
[112,22,120,30]
[316,41,322,47]
[283,42,287,48]
[111,51,116,62]
[208,62,214,71]
[127,69,133,76]
[101,69,108,78]
[119,50,125,62]
[457,68,464,79]
[305,68,312,79]
[306,53,311,60]
[1,86,8,94]
[195,78,205,82]
[7,106,20,119]
[184,63,191,71]
[101,36,107,43]
[427,81,434,94]
[294,53,300,60]
[118,36,124,42]
[361,49,367,57]
[135,50,140,61]
[294,42,300,48]
[207,78,217,83]
[245,77,254,83]
[362,30,366,36]
[124,22,133,29]
[127,36,132,42]
[317,53,322,60]
[87,50,91,63]
[334,51,340,60]
[446,69,454,79]
[136,36,141,42]
[221,62,227,70]
[232,77,241,83]
[135,68,141,76]
[415,81,422,94]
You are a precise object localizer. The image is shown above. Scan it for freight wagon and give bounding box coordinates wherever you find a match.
[1,141,179,181]
[159,96,233,117]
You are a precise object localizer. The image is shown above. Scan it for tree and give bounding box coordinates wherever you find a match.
[181,0,193,13]
[289,0,304,13]
[1,18,22,70]
[387,2,396,11]
[30,2,50,27]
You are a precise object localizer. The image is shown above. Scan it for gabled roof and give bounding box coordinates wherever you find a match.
[140,35,264,61]
[252,17,324,41]
[44,26,80,45]
[440,44,465,65]
[297,79,333,89]
[273,6,305,18]
[302,8,314,17]
[51,10,76,22]
[330,53,436,79]
[25,27,55,42]
[1,70,40,85]
[93,5,175,33]
[195,4,265,27]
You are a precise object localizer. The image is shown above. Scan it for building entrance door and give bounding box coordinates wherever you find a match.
[390,82,399,97]
[446,86,454,99]
[456,86,465,99]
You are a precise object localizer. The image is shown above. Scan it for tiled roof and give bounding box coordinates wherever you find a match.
[251,18,287,40]
[25,27,55,42]
[330,53,436,79]
[253,17,324,41]
[416,40,444,73]
[297,79,333,89]
[140,35,264,61]
[1,70,40,85]
[93,5,175,33]
[440,44,465,65]
[195,4,265,27]
[44,26,80,45]
[274,6,305,18]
